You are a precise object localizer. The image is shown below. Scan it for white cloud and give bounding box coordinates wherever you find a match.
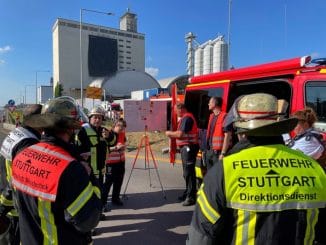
[145,67,159,77]
[0,45,12,54]
[0,60,4,65]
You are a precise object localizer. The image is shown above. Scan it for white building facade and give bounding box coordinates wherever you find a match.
[52,10,145,99]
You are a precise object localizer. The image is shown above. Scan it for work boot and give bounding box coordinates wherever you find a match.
[103,204,111,212]
[100,213,106,221]
[178,192,187,202]
[182,197,196,206]
[112,198,123,206]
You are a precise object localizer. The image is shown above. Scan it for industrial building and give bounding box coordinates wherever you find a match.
[185,34,228,77]
[52,9,145,100]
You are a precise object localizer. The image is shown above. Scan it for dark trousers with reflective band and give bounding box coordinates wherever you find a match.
[102,162,125,204]
[94,172,104,205]
[205,149,220,170]
[180,144,199,200]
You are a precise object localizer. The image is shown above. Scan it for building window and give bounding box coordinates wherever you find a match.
[89,27,98,32]
[126,46,131,49]
[67,23,79,29]
[100,29,108,33]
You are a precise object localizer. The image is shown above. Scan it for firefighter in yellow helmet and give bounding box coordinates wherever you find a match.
[11,97,102,244]
[187,93,326,245]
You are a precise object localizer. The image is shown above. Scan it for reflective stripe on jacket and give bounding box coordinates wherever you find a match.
[176,113,198,146]
[0,127,38,160]
[106,132,126,164]
[12,142,75,202]
[206,112,226,150]
[82,123,98,173]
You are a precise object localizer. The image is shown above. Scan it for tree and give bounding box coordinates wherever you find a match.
[54,82,64,98]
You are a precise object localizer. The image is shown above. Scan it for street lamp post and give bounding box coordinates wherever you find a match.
[35,70,50,103]
[80,8,114,108]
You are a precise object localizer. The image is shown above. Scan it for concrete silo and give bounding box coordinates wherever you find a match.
[203,41,213,75]
[194,46,203,76]
[212,37,229,72]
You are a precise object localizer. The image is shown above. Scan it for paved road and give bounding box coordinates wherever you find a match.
[0,124,194,245]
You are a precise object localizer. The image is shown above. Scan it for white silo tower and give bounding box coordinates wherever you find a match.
[203,41,213,75]
[194,46,203,76]
[213,36,229,72]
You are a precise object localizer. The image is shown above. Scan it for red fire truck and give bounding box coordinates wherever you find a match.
[184,55,326,135]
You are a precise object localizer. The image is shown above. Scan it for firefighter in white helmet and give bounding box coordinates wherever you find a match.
[187,93,326,245]
[11,97,102,244]
[77,106,113,221]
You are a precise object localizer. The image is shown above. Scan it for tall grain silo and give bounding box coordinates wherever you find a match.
[203,41,213,75]
[194,46,203,76]
[213,37,229,72]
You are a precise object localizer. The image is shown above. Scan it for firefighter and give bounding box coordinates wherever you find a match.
[166,103,199,206]
[77,106,111,217]
[187,93,326,245]
[11,97,102,245]
[205,96,232,169]
[0,104,42,245]
[102,119,127,209]
[288,107,325,160]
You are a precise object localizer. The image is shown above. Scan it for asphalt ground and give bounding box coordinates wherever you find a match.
[0,124,194,245]
[94,150,193,245]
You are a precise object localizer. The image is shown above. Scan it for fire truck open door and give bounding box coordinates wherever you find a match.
[169,83,177,165]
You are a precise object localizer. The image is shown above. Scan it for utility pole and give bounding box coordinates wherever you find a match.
[227,0,232,69]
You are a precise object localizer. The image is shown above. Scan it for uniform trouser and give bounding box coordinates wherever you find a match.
[205,149,220,170]
[93,172,104,204]
[180,144,199,200]
[102,162,125,204]
[0,216,19,245]
[195,151,207,189]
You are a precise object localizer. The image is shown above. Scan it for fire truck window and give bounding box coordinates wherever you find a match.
[305,81,326,122]
[185,88,223,129]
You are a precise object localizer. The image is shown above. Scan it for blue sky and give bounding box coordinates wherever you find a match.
[0,0,326,106]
